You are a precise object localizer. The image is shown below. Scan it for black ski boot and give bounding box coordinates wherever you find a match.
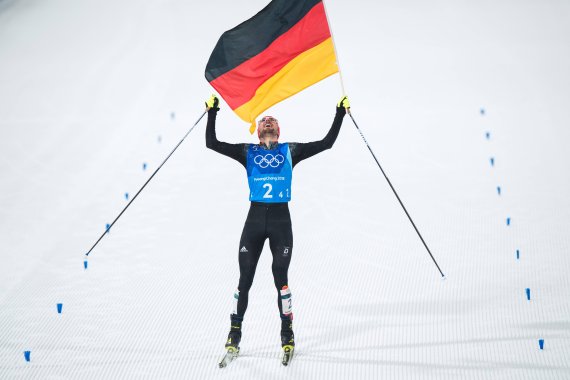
[281,319,295,366]
[219,321,242,368]
[225,321,242,350]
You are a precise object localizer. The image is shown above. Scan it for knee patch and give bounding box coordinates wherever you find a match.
[280,285,293,317]
[231,289,239,315]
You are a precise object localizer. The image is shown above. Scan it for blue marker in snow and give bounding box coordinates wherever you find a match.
[57,303,63,314]
[526,288,531,301]
[84,260,88,270]
[24,351,31,362]
[105,223,111,233]
[490,157,495,167]
[485,131,490,140]
[480,108,485,115]
[143,163,147,171]
[125,192,129,201]
[516,249,520,260]
[539,339,544,350]
[497,186,501,195]
[506,217,511,226]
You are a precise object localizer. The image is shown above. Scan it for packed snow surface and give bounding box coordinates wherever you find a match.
[1,0,569,378]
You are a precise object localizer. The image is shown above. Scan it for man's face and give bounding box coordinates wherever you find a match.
[258,116,279,139]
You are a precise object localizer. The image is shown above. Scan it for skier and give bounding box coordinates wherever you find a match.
[205,94,349,366]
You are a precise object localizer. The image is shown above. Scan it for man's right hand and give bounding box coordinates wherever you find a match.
[206,94,220,111]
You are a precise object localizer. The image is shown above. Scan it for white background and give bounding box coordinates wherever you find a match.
[1,0,569,378]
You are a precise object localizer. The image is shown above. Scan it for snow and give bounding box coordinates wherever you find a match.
[1,0,570,378]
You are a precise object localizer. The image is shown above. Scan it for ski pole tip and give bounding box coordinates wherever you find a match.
[441,274,447,281]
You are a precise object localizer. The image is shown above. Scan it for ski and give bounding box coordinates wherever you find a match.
[281,345,294,366]
[218,347,239,368]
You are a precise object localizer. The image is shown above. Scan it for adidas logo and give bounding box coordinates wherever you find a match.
[240,246,248,253]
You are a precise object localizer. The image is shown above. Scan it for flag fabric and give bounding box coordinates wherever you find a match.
[205,0,339,133]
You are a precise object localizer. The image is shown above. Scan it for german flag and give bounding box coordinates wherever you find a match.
[205,0,339,133]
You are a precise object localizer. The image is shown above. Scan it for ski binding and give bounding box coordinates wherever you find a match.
[281,345,294,366]
[218,347,239,368]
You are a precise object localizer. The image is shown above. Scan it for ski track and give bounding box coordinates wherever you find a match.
[1,0,570,379]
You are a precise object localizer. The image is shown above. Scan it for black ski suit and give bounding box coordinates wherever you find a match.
[205,107,345,322]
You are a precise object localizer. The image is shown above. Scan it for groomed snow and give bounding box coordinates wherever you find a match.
[1,0,569,378]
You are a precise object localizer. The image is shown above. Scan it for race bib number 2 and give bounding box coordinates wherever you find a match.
[263,183,273,198]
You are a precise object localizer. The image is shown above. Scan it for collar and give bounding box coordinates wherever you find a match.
[259,141,279,150]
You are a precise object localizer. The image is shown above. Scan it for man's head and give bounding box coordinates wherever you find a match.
[257,115,280,141]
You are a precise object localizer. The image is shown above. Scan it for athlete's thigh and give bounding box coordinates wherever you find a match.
[238,207,266,269]
[267,207,293,262]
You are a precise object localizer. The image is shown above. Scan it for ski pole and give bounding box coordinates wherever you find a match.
[85,109,208,257]
[348,111,445,278]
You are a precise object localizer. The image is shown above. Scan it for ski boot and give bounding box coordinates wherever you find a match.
[281,319,295,366]
[219,321,241,368]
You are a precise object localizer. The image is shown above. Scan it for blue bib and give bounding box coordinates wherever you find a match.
[246,143,292,203]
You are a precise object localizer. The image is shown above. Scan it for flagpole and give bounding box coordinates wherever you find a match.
[322,0,346,96]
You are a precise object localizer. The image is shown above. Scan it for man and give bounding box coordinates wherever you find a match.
[205,94,349,364]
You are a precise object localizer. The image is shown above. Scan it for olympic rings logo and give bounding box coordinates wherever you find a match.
[254,154,285,168]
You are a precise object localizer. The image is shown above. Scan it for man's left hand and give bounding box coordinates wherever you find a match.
[337,96,350,112]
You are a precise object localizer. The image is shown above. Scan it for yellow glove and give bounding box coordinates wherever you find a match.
[337,95,350,110]
[205,94,220,111]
